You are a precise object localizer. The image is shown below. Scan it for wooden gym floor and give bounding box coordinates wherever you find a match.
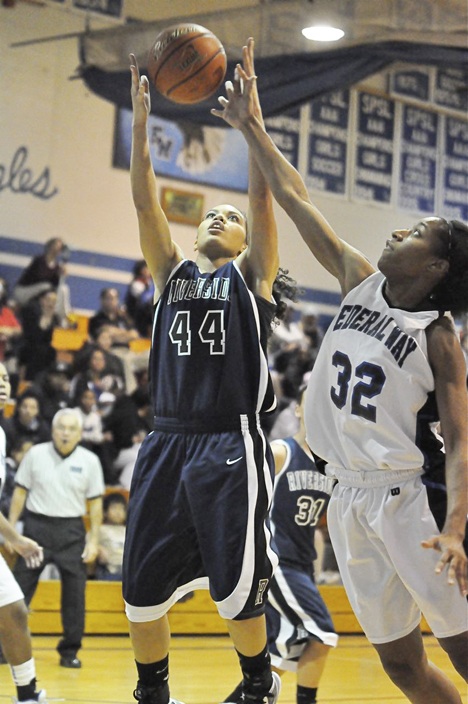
[0,634,466,704]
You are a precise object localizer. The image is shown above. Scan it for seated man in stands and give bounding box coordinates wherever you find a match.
[124,260,154,338]
[17,290,60,382]
[73,327,126,386]
[0,389,50,455]
[88,288,139,349]
[13,237,72,325]
[33,361,73,425]
[88,288,148,393]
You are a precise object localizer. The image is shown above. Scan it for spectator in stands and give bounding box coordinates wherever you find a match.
[33,360,72,425]
[0,389,50,455]
[103,387,152,489]
[0,439,33,520]
[88,288,138,349]
[94,492,127,581]
[17,290,60,382]
[88,288,148,393]
[0,277,22,364]
[268,300,305,361]
[69,348,124,404]
[72,327,125,388]
[12,237,72,324]
[8,408,105,669]
[124,259,155,338]
[300,305,324,364]
[73,388,116,486]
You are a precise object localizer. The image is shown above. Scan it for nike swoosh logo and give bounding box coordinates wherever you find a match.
[226,457,243,465]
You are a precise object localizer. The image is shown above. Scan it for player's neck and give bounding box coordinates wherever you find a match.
[196,252,233,273]
[294,429,312,458]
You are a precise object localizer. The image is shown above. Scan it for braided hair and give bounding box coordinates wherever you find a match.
[430,219,468,316]
[272,267,301,325]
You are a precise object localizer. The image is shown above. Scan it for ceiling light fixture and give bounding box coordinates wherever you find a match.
[302,25,345,42]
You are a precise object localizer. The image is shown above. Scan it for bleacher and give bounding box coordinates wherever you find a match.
[25,580,433,636]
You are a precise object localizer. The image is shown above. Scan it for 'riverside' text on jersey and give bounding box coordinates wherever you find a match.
[151,259,276,422]
[270,437,335,568]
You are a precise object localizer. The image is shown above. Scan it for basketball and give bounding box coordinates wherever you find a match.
[147,23,227,105]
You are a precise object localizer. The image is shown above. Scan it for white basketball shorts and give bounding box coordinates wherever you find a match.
[0,552,24,608]
[327,472,468,643]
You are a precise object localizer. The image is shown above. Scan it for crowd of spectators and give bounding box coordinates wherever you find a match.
[0,243,330,498]
[0,262,330,559]
[0,247,155,504]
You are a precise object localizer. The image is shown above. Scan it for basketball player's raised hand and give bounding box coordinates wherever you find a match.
[422,532,468,597]
[211,37,258,131]
[242,38,263,124]
[129,53,151,124]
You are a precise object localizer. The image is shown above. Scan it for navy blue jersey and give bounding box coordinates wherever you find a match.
[150,259,276,424]
[270,437,336,568]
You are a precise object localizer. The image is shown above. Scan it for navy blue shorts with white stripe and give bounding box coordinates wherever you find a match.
[266,562,338,671]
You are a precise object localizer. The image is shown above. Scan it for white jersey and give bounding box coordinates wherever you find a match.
[305,272,439,474]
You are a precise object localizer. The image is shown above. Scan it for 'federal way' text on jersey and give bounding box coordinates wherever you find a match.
[150,259,276,423]
[270,437,335,569]
[305,271,440,473]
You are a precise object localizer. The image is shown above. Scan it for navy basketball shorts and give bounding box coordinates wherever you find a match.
[266,562,338,672]
[123,414,279,623]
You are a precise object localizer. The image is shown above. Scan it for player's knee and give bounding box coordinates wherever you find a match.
[379,651,427,688]
[0,599,29,636]
[438,632,468,680]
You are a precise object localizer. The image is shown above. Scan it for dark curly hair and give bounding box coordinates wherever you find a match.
[272,267,302,324]
[429,219,468,316]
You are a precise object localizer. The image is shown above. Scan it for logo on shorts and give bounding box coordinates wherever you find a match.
[391,487,400,496]
[226,457,243,465]
[255,578,269,605]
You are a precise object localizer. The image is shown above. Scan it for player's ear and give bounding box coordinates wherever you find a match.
[429,258,449,276]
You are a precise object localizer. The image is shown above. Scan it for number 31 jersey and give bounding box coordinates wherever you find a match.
[150,259,276,424]
[305,272,439,473]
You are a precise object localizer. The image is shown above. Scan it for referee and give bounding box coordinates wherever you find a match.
[8,408,104,669]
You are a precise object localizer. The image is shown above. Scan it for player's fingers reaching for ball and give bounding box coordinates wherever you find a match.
[233,69,244,95]
[129,53,139,75]
[243,38,255,76]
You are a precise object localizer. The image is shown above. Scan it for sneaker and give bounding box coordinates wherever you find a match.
[133,683,185,704]
[14,690,48,703]
[223,672,281,704]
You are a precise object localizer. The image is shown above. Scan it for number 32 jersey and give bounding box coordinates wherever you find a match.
[305,272,439,473]
[150,259,276,424]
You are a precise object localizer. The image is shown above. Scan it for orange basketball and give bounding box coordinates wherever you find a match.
[147,23,227,105]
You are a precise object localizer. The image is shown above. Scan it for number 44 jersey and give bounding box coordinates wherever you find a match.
[151,259,276,424]
[305,271,440,474]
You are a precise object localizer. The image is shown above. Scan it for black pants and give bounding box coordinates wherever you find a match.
[14,512,87,658]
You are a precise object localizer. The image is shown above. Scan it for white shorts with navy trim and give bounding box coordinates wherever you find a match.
[328,472,468,643]
[0,552,24,608]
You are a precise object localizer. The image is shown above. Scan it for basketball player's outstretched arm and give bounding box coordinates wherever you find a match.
[129,54,183,296]
[212,56,374,297]
[422,318,468,596]
[235,39,279,301]
[0,511,43,569]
